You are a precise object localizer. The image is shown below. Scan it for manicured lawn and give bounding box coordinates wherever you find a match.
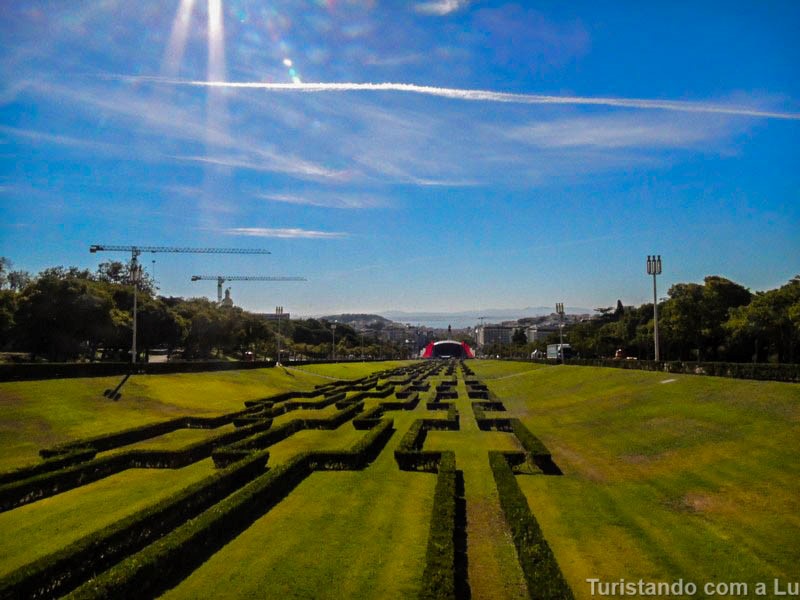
[0,366,343,470]
[162,410,436,600]
[0,459,216,578]
[484,362,800,599]
[424,377,529,599]
[470,359,548,379]
[287,360,417,380]
[2,359,797,599]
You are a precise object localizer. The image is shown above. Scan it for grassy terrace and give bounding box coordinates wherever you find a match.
[163,409,436,599]
[0,459,216,577]
[0,362,400,470]
[472,361,800,599]
[0,359,797,598]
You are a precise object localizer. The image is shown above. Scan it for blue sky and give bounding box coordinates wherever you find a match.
[1,1,798,316]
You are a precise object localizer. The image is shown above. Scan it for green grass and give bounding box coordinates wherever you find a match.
[0,367,330,470]
[286,360,417,380]
[2,359,798,599]
[98,425,236,456]
[470,360,548,380]
[483,362,800,599]
[162,410,436,600]
[0,459,216,578]
[423,376,530,599]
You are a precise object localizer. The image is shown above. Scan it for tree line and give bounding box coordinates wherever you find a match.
[494,275,800,364]
[0,258,402,362]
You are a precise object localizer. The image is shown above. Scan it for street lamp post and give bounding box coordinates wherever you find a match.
[131,259,141,365]
[556,302,565,365]
[275,306,283,366]
[646,255,663,361]
[331,322,337,361]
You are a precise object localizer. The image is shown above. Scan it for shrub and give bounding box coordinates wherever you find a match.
[489,452,574,600]
[0,450,269,599]
[418,451,457,600]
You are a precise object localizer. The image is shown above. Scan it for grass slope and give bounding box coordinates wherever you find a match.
[481,362,800,599]
[0,367,325,470]
[162,410,436,600]
[0,459,215,577]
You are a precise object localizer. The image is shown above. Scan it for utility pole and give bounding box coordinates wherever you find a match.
[646,255,663,361]
[556,302,565,365]
[275,306,283,366]
[331,322,337,361]
[131,260,140,364]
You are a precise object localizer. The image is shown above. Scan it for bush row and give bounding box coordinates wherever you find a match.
[0,449,269,600]
[69,453,314,599]
[310,418,394,470]
[0,448,97,487]
[1,419,273,511]
[525,357,800,383]
[379,392,420,410]
[418,451,457,600]
[40,409,260,458]
[67,418,396,599]
[489,452,574,600]
[352,405,385,430]
[510,419,550,457]
[215,403,363,458]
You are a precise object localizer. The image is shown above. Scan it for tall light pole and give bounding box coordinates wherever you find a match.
[556,302,565,365]
[331,322,337,361]
[131,260,141,364]
[646,255,663,361]
[275,306,283,366]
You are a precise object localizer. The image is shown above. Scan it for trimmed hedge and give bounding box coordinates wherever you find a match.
[418,451,457,600]
[525,357,800,383]
[0,448,97,487]
[379,392,420,410]
[67,419,395,599]
[310,418,394,470]
[352,405,385,430]
[489,452,574,600]
[510,419,550,457]
[1,420,273,511]
[0,450,269,600]
[68,453,314,599]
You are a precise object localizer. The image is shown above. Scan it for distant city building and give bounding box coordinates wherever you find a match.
[260,313,291,321]
[477,325,514,347]
[525,325,558,342]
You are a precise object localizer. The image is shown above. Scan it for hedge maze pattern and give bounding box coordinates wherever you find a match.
[0,361,573,599]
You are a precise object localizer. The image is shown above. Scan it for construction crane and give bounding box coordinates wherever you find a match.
[191,275,307,304]
[89,244,271,365]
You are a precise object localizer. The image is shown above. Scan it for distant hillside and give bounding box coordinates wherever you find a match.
[319,313,396,328]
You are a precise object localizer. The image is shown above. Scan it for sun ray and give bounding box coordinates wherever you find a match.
[162,0,196,77]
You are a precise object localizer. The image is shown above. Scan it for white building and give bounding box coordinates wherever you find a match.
[477,325,514,347]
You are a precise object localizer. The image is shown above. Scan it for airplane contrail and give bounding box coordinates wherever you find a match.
[114,76,800,121]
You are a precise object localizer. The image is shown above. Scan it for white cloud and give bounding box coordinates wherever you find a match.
[258,193,384,209]
[122,76,800,121]
[504,115,726,149]
[222,227,349,239]
[173,154,346,180]
[0,124,118,152]
[415,1,470,16]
